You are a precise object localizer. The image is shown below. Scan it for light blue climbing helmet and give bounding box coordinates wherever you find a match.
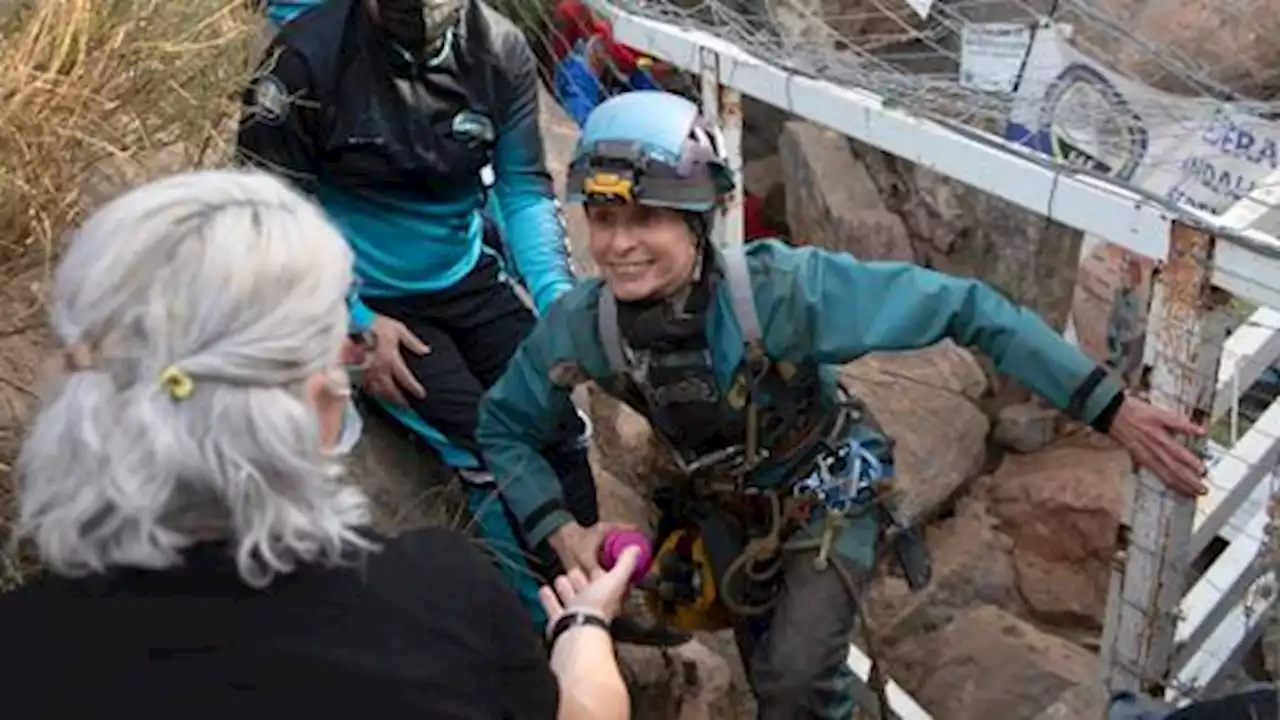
[567,90,735,212]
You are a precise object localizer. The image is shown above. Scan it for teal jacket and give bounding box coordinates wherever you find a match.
[477,240,1124,548]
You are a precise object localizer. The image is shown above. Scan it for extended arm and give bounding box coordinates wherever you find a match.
[777,242,1123,428]
[493,40,575,316]
[476,304,579,547]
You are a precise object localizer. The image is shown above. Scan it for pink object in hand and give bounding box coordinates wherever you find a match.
[599,530,653,584]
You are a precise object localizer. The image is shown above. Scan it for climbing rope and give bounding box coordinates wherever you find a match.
[715,494,893,718]
[712,432,897,717]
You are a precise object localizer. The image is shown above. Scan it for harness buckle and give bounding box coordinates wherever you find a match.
[679,444,774,496]
[792,438,887,516]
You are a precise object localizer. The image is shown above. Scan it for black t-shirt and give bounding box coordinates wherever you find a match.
[0,528,558,719]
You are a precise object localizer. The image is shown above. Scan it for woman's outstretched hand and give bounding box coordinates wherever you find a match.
[1107,395,1209,497]
[539,546,641,638]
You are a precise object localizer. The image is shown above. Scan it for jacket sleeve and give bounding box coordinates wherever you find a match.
[776,243,1124,428]
[476,300,580,547]
[493,39,575,316]
[235,43,376,334]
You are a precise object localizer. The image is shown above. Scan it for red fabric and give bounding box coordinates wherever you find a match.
[594,24,642,76]
[743,193,777,240]
[550,0,594,61]
[551,0,643,76]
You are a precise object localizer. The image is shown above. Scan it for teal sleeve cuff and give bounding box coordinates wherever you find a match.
[533,279,575,317]
[349,297,376,335]
[526,509,575,549]
[1083,372,1125,427]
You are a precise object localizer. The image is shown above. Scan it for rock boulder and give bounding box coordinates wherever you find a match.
[773,119,1084,337]
[869,496,1023,649]
[992,401,1063,454]
[979,438,1132,629]
[778,120,915,262]
[840,341,991,527]
[893,604,1097,720]
[344,404,463,534]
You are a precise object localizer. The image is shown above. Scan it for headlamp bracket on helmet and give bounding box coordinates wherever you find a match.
[582,140,649,205]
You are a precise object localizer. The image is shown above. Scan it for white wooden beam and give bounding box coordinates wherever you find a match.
[590,2,1280,310]
[845,643,935,720]
[1174,503,1269,672]
[1210,228,1280,310]
[1219,168,1280,239]
[1168,511,1274,705]
[1192,407,1280,556]
[697,50,745,249]
[1100,223,1226,695]
[1213,308,1280,421]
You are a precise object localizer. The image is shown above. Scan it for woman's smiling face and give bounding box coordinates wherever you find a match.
[586,204,698,301]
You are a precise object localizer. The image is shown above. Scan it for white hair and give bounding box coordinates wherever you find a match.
[17,168,375,587]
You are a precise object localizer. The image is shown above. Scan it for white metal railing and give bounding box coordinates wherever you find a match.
[1169,305,1280,701]
[586,2,1280,717]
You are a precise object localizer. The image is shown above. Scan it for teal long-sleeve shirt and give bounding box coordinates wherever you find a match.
[477,240,1124,547]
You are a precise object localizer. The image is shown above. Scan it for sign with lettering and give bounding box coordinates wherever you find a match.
[1005,24,1279,215]
[1002,25,1279,380]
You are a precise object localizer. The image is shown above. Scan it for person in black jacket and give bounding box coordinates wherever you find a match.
[1106,686,1277,719]
[235,0,600,628]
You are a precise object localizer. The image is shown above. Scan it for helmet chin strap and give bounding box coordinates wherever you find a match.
[664,213,714,319]
[665,252,702,319]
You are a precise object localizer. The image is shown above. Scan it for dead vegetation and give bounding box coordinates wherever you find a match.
[0,0,258,590]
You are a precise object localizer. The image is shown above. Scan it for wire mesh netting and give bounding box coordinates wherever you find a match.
[547,0,1280,225]
[490,0,1280,707]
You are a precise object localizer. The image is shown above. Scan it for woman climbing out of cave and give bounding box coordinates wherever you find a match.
[475,89,1211,719]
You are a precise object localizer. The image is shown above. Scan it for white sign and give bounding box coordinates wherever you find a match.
[959,23,1033,93]
[1006,25,1280,216]
[903,0,934,21]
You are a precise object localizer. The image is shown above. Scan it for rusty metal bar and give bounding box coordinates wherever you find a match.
[1099,221,1232,695]
[717,83,744,249]
[698,48,744,249]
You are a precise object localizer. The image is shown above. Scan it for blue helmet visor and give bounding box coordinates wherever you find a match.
[567,139,725,212]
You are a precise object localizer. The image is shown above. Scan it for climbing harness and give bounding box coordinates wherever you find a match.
[792,436,888,517]
[598,244,921,716]
[598,242,774,484]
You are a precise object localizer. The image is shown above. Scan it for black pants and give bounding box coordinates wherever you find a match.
[362,252,598,576]
[732,549,863,720]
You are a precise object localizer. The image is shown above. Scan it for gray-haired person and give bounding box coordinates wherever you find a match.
[0,169,631,720]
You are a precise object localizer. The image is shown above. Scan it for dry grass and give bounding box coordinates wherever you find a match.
[0,0,259,590]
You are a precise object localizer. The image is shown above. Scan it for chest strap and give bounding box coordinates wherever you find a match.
[596,244,763,376]
[597,245,769,476]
